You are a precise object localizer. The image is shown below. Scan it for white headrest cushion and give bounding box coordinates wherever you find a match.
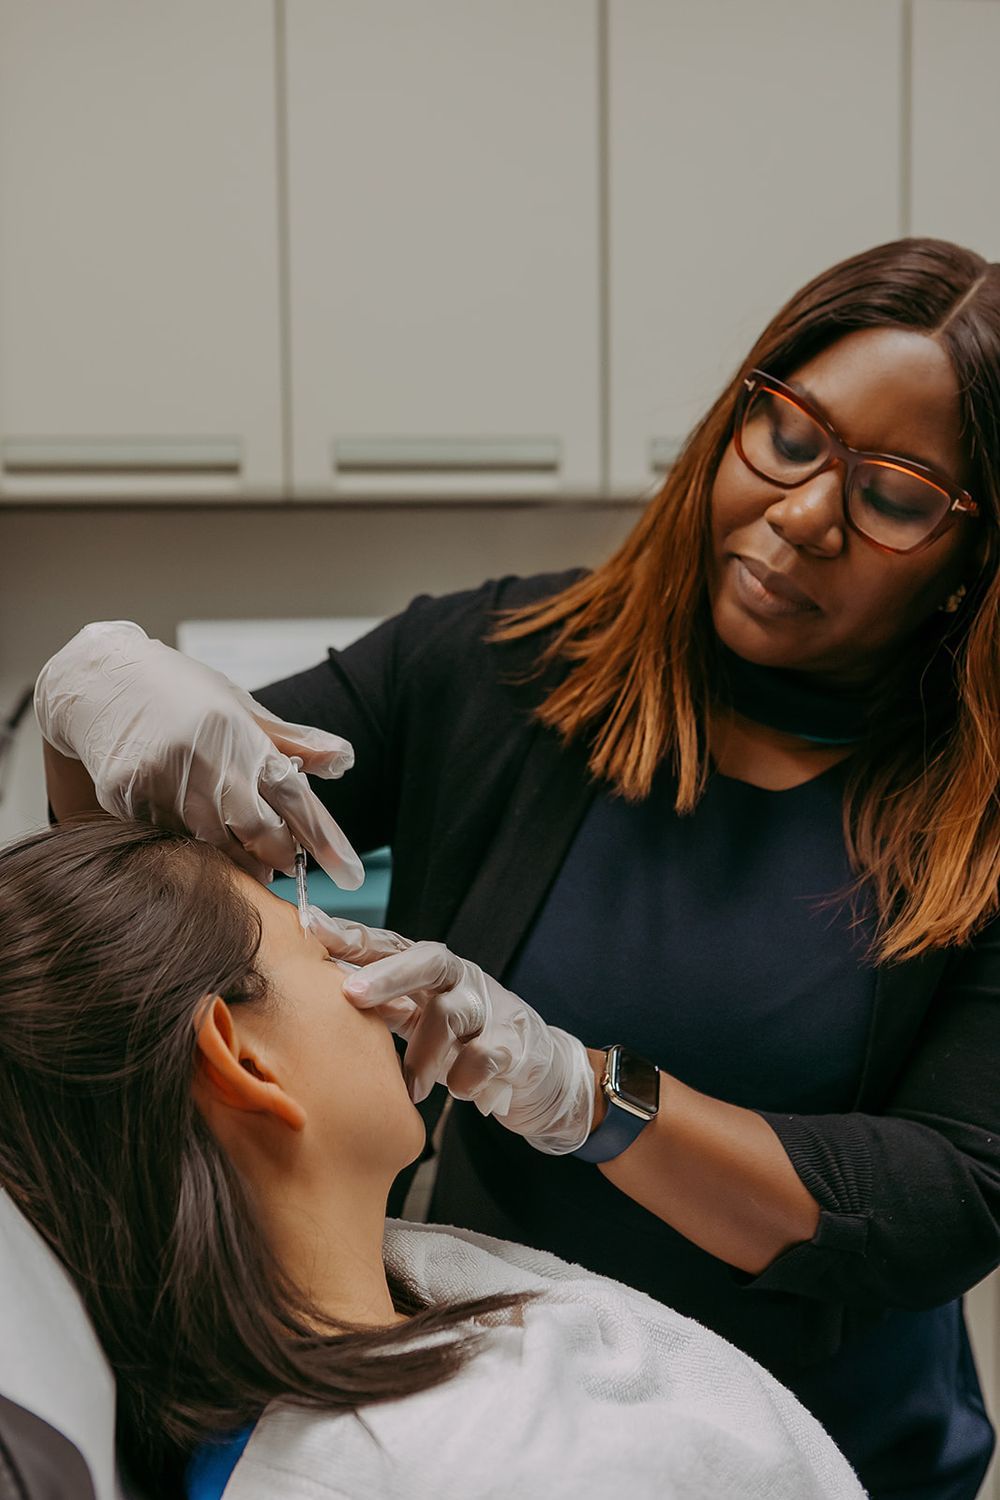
[0,1189,120,1500]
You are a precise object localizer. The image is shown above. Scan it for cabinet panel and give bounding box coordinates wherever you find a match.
[0,0,283,499]
[912,0,1000,261]
[285,0,600,498]
[608,0,903,493]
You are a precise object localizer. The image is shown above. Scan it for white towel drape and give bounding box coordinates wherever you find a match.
[225,1220,866,1500]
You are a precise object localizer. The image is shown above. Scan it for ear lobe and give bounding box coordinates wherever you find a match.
[193,996,306,1133]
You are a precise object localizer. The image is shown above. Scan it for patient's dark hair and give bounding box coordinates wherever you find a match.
[0,819,522,1490]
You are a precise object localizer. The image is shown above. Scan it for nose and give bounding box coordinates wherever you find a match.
[763,466,846,558]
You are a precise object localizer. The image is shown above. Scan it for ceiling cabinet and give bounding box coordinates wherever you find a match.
[912,0,1000,260]
[283,1,601,499]
[1,1,996,505]
[0,0,284,499]
[606,0,904,494]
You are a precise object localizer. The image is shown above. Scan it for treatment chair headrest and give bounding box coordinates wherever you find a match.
[0,1391,97,1499]
[0,1190,120,1500]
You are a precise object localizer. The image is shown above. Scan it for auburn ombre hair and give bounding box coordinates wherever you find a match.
[493,239,1000,962]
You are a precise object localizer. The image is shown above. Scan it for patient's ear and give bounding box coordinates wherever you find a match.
[192,996,306,1132]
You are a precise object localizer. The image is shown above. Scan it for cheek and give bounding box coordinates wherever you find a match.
[855,540,968,642]
[710,448,758,543]
[326,1003,397,1098]
[320,1005,423,1155]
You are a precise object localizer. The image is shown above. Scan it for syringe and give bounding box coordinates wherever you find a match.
[294,842,310,933]
[287,753,311,934]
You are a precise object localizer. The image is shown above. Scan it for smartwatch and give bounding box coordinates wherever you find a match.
[572,1044,660,1164]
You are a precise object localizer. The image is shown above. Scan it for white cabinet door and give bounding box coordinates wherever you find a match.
[285,1,600,499]
[912,0,1000,261]
[0,1,283,500]
[608,0,903,495]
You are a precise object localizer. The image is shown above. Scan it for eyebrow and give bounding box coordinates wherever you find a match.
[784,377,945,476]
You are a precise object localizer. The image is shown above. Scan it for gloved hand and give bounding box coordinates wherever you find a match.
[35,621,364,888]
[310,910,596,1156]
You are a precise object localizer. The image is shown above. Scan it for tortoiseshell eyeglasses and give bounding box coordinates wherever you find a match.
[734,370,978,555]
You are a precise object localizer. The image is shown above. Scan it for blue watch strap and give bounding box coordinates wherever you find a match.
[573,1096,650,1163]
[572,1046,658,1164]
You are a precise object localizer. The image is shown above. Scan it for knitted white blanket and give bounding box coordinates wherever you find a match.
[225,1220,866,1500]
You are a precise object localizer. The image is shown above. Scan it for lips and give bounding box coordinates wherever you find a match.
[734,555,819,611]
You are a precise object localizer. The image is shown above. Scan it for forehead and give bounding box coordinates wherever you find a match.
[234,870,325,963]
[786,326,965,479]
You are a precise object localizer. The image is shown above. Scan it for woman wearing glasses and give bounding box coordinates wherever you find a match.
[37,237,1000,1500]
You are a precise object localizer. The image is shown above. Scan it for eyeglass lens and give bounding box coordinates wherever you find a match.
[741,387,952,550]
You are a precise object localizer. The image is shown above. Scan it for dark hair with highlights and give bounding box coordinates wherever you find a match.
[493,237,1000,961]
[0,818,523,1491]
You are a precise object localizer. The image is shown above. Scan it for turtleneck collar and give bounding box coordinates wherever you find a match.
[714,643,871,745]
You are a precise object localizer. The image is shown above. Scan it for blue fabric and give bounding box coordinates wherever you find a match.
[186,1425,254,1500]
[434,759,994,1499]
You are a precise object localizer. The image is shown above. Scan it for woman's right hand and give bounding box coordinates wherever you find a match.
[34,621,365,887]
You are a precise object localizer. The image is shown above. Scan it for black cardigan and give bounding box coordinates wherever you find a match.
[255,569,1000,1365]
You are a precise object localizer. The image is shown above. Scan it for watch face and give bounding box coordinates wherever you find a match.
[610,1047,659,1116]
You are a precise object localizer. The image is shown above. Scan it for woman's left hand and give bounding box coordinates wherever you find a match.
[309,910,595,1155]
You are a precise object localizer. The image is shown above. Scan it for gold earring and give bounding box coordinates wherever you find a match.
[939,583,968,614]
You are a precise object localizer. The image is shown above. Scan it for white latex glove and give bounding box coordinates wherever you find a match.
[35,621,364,888]
[309,910,596,1156]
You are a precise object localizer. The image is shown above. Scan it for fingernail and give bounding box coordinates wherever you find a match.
[343,977,368,999]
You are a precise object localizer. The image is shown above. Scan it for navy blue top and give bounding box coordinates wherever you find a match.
[510,760,873,1112]
[432,759,994,1500]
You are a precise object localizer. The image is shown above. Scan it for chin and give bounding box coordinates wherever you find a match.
[401,1107,427,1170]
[712,600,804,670]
